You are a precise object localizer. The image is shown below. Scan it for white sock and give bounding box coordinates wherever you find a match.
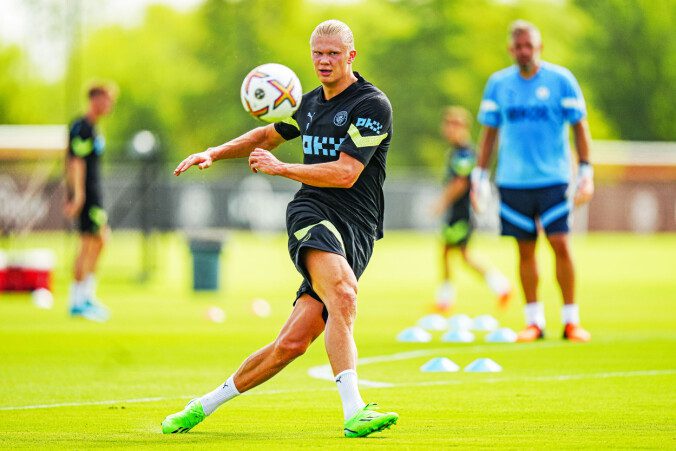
[485,270,510,296]
[69,281,85,308]
[199,375,240,416]
[562,304,580,325]
[524,302,545,329]
[335,369,365,421]
[436,281,456,305]
[83,274,96,300]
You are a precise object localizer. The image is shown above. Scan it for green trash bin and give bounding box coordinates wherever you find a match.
[189,238,223,291]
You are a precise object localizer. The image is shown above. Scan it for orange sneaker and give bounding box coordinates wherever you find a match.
[563,323,591,342]
[516,324,544,342]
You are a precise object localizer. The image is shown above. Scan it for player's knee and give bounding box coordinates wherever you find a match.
[548,236,571,258]
[274,335,309,361]
[329,281,358,322]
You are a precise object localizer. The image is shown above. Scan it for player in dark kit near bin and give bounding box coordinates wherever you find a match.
[64,84,115,322]
[163,20,398,438]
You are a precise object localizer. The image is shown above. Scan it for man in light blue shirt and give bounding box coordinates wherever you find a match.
[473,20,594,342]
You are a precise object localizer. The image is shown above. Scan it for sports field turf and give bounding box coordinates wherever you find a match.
[1,231,674,449]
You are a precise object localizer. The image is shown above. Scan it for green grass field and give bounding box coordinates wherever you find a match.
[1,231,675,449]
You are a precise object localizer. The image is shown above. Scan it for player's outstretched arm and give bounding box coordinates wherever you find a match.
[173,124,285,176]
[249,150,364,188]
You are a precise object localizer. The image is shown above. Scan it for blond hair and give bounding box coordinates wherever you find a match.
[509,19,542,46]
[310,20,355,51]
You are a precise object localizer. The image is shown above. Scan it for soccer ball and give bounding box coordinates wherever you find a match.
[240,63,302,123]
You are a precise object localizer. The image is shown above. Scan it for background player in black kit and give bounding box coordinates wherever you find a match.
[64,85,115,322]
[163,20,398,438]
[431,107,511,312]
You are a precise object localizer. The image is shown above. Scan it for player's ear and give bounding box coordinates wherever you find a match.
[348,50,356,64]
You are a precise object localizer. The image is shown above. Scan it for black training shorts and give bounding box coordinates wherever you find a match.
[78,203,108,234]
[286,196,375,321]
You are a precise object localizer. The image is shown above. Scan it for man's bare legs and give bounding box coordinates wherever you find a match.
[517,239,538,303]
[232,296,326,392]
[303,249,359,376]
[546,233,574,305]
[70,231,107,318]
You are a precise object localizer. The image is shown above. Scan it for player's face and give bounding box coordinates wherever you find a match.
[441,116,469,145]
[92,93,114,116]
[509,31,542,71]
[311,35,356,86]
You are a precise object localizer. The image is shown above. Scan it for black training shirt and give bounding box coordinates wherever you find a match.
[67,116,105,206]
[274,73,392,239]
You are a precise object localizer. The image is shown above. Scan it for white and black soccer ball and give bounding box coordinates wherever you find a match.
[240,63,302,123]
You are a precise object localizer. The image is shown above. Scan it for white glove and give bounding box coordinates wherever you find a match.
[574,162,594,206]
[470,167,491,213]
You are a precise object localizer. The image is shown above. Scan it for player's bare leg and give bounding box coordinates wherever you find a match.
[436,244,455,311]
[546,233,574,304]
[516,239,544,341]
[303,249,358,375]
[547,233,590,342]
[70,233,108,321]
[231,296,326,392]
[162,297,326,433]
[460,246,512,306]
[303,248,398,437]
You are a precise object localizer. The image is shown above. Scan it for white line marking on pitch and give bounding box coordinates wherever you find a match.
[2,369,674,412]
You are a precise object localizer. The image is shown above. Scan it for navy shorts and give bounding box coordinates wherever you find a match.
[498,184,570,240]
[286,198,375,322]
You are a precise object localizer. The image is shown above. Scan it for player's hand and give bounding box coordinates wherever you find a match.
[573,163,594,206]
[249,148,283,176]
[470,167,491,213]
[63,201,82,219]
[430,199,446,217]
[173,150,213,176]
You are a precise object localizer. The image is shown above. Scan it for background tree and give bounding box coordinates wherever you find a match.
[574,0,675,141]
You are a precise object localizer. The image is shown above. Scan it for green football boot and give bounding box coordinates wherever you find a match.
[161,399,206,434]
[343,403,399,438]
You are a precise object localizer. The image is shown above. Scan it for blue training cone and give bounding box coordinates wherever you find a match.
[397,326,432,343]
[420,357,460,372]
[418,314,448,331]
[448,313,473,331]
[441,329,475,343]
[472,314,499,331]
[464,358,503,372]
[485,327,517,343]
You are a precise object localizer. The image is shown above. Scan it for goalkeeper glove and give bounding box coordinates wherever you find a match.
[573,161,594,206]
[470,167,491,213]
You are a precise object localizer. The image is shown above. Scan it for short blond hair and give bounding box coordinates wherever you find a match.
[310,19,355,51]
[509,19,542,46]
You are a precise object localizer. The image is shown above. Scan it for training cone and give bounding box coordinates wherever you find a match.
[485,327,517,343]
[397,326,432,343]
[448,313,473,331]
[473,314,499,331]
[420,357,460,373]
[418,314,448,331]
[441,329,475,343]
[464,358,503,372]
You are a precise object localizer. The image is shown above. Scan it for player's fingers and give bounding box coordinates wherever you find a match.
[174,157,193,175]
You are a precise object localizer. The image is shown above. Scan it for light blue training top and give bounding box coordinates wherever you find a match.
[478,61,586,189]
